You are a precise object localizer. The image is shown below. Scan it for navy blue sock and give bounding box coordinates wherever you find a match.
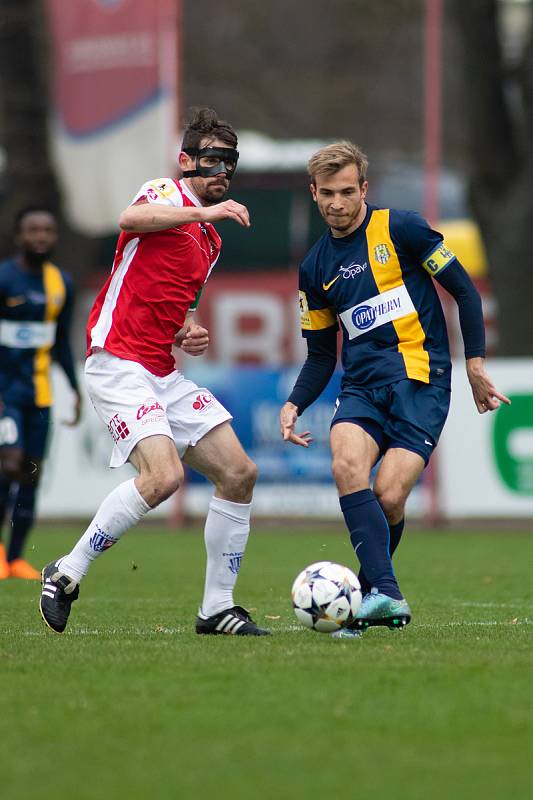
[358,518,405,594]
[7,483,37,562]
[0,476,13,544]
[340,489,402,600]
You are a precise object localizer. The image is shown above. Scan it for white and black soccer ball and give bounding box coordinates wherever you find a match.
[291,561,362,633]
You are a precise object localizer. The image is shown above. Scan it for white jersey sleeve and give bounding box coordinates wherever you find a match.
[131,178,184,207]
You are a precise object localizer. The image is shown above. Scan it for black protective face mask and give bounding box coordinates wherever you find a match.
[182,146,239,179]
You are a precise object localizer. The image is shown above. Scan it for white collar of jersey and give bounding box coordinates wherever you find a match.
[179,179,202,207]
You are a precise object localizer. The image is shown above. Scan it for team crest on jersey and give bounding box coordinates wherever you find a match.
[374,243,391,264]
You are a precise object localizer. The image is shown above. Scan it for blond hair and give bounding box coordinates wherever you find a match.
[307,141,368,185]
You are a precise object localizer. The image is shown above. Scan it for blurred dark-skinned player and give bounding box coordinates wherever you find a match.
[0,207,81,579]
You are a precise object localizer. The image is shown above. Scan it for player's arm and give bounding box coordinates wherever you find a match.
[52,275,82,425]
[403,211,510,414]
[280,329,338,447]
[434,262,510,412]
[119,199,250,232]
[281,270,338,446]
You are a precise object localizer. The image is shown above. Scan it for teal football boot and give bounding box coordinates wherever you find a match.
[353,589,411,631]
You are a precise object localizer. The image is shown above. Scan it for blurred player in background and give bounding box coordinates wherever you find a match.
[0,208,81,580]
[280,141,509,637]
[40,108,269,636]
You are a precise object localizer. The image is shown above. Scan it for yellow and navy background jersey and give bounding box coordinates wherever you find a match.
[0,258,77,407]
[299,204,458,390]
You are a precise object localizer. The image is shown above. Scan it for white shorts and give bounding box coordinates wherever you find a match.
[85,350,232,467]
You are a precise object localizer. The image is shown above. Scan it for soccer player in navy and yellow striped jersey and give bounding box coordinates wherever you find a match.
[280,141,509,635]
[0,208,81,579]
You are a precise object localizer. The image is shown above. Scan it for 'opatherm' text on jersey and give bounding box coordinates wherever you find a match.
[0,259,73,407]
[87,178,221,377]
[299,205,456,389]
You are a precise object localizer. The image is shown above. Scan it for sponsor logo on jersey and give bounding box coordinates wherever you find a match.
[0,416,18,446]
[374,243,391,264]
[146,180,177,200]
[322,275,341,291]
[322,262,368,291]
[352,304,378,330]
[339,284,416,340]
[5,295,26,308]
[108,413,130,442]
[0,320,56,349]
[192,392,214,413]
[136,398,164,421]
[340,262,367,279]
[89,525,119,553]
[223,551,244,575]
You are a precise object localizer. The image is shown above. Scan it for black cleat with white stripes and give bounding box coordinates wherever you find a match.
[196,605,270,636]
[39,561,80,634]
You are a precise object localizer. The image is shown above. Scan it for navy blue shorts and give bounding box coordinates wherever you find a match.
[0,404,50,459]
[331,379,451,465]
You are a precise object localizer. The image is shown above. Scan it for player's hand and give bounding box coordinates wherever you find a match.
[466,357,511,414]
[279,401,313,447]
[175,323,209,356]
[200,200,250,228]
[62,390,82,427]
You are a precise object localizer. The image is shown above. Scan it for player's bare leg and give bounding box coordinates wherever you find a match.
[183,421,269,635]
[329,423,411,635]
[374,447,425,526]
[40,435,178,633]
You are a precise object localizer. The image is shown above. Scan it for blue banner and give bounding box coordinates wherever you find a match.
[186,365,341,484]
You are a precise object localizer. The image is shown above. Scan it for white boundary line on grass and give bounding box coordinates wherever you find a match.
[14,618,533,636]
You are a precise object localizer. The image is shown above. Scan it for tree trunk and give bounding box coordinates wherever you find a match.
[0,0,99,281]
[452,0,533,355]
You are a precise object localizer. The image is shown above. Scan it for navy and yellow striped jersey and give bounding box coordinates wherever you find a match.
[0,258,77,407]
[298,205,456,390]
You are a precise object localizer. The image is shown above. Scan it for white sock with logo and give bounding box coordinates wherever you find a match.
[200,496,251,617]
[58,478,151,583]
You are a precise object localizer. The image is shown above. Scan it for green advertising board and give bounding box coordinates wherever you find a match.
[492,394,533,494]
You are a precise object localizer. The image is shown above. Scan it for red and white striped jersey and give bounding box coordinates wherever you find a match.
[86,178,221,376]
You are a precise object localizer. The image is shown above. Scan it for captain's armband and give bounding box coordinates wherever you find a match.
[422,242,456,276]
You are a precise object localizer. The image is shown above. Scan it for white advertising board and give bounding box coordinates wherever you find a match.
[439,359,533,517]
[37,366,426,521]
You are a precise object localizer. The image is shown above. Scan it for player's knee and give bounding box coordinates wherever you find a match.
[219,456,257,497]
[331,454,366,491]
[141,465,183,506]
[375,487,406,522]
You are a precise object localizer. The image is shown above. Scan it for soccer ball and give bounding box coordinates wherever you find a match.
[291,561,362,633]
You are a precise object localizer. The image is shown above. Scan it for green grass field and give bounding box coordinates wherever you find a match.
[1,524,532,799]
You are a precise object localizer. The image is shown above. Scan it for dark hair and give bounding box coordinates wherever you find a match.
[181,107,238,151]
[14,206,56,233]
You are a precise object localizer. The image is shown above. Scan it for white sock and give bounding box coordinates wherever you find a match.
[200,496,251,617]
[59,478,150,582]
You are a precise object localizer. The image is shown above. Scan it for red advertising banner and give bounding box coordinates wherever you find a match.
[47,0,179,233]
[48,0,177,136]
